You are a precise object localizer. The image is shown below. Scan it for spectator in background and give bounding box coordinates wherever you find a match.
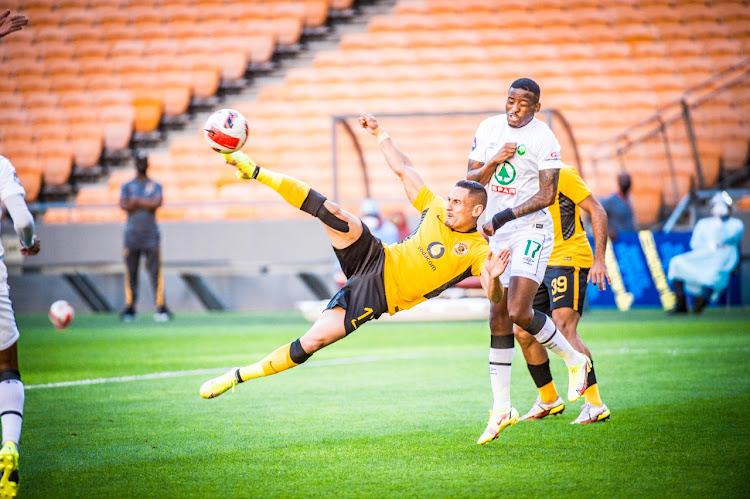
[119,151,172,322]
[360,198,399,245]
[600,172,636,240]
[668,191,744,314]
[0,10,27,38]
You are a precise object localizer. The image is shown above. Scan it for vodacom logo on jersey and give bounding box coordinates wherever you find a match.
[492,161,516,195]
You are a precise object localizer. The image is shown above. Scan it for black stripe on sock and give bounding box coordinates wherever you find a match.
[290,338,312,364]
[588,362,597,386]
[0,370,21,382]
[526,310,547,335]
[0,411,22,419]
[489,362,512,366]
[234,368,244,384]
[490,335,514,349]
[527,360,553,388]
[539,330,558,346]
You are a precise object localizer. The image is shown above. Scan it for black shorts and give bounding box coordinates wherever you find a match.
[326,225,389,335]
[533,266,590,317]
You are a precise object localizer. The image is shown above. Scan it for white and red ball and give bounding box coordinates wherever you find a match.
[49,300,74,330]
[203,108,249,154]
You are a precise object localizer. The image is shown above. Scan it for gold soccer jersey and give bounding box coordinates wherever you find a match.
[548,165,594,268]
[382,185,490,314]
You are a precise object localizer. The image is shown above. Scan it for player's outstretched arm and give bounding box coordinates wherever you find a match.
[359,113,424,204]
[480,248,510,302]
[579,194,611,290]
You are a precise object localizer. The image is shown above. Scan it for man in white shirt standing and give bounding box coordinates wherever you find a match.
[0,155,40,497]
[467,78,591,445]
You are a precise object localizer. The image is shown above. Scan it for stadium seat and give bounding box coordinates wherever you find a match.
[17,170,43,202]
[132,88,164,134]
[39,140,75,187]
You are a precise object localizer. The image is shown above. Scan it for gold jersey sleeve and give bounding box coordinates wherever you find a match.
[548,165,594,268]
[382,185,490,315]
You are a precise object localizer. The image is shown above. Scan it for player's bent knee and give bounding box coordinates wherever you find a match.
[0,369,21,382]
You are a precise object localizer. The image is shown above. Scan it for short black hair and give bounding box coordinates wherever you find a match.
[134,150,148,170]
[455,179,487,213]
[510,78,540,103]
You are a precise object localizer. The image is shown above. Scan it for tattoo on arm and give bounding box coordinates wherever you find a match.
[511,169,560,218]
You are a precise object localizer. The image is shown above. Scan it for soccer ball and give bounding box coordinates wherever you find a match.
[49,300,74,330]
[203,108,249,154]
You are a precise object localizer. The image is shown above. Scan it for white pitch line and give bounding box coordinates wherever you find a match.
[23,345,750,390]
[25,352,429,390]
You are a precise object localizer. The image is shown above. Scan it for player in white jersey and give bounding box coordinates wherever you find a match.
[467,78,591,445]
[0,155,40,497]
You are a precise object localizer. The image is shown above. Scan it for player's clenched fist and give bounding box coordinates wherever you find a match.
[488,142,518,166]
[359,113,379,133]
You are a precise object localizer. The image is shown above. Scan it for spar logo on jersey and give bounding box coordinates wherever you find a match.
[491,161,517,194]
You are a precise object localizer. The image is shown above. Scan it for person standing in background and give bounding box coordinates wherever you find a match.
[600,172,636,241]
[119,152,172,322]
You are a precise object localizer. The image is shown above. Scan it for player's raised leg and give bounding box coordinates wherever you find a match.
[224,152,363,249]
[200,307,348,399]
[508,276,590,402]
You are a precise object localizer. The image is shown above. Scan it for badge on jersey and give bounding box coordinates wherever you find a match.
[452,242,469,257]
[491,162,517,195]
[517,144,526,155]
[471,137,477,152]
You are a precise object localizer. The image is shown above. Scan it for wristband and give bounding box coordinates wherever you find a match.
[491,208,516,231]
[373,127,390,143]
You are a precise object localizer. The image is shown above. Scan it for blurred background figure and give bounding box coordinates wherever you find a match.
[601,172,636,241]
[360,198,399,245]
[119,152,172,322]
[668,192,744,314]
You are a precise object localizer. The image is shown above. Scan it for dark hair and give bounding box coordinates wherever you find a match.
[134,150,148,171]
[455,179,487,213]
[510,78,540,103]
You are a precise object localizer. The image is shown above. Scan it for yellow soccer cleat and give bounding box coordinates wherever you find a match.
[0,441,19,498]
[519,396,565,421]
[476,408,519,445]
[224,151,257,180]
[200,368,242,399]
[567,354,592,402]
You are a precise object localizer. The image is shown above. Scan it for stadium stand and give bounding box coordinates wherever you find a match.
[0,0,747,229]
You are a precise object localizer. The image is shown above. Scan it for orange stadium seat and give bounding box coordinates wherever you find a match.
[39,140,75,187]
[17,169,43,202]
[132,88,164,134]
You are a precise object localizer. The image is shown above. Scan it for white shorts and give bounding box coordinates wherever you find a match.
[489,222,554,288]
[0,287,19,351]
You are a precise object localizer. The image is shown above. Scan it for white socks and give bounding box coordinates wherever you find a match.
[532,314,582,367]
[489,346,514,411]
[0,379,24,445]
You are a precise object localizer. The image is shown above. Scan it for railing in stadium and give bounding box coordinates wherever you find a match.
[589,58,750,212]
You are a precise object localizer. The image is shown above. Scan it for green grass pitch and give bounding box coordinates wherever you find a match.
[16,308,750,498]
